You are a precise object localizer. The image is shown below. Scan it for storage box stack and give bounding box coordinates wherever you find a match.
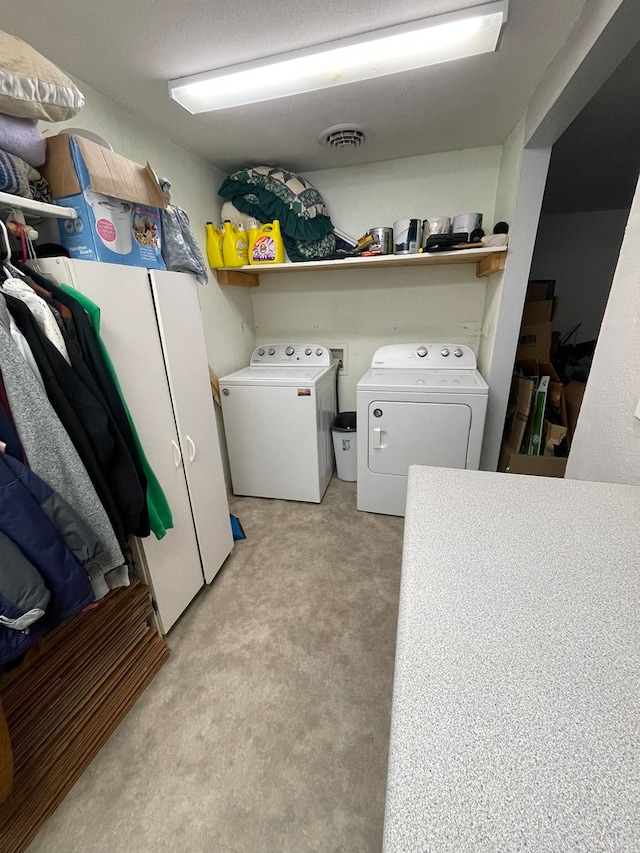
[499,281,573,477]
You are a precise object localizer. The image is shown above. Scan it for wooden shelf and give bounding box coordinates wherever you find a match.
[0,191,77,220]
[215,246,507,287]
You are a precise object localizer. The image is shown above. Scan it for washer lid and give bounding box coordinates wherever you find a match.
[219,364,334,387]
[357,367,488,393]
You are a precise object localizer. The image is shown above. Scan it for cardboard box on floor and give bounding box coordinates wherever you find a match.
[522,299,553,326]
[516,299,555,362]
[516,280,557,361]
[526,280,555,302]
[564,380,587,444]
[519,360,568,438]
[499,440,567,477]
[41,133,166,269]
[501,359,570,477]
[505,375,536,453]
[516,324,552,361]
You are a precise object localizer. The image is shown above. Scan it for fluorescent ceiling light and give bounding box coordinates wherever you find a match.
[169,1,508,114]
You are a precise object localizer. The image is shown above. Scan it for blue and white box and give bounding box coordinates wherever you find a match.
[43,134,166,269]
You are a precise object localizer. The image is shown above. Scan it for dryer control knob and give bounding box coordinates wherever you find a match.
[268,347,275,355]
[441,348,450,357]
[416,346,428,358]
[285,346,295,356]
[305,347,312,356]
[257,348,265,356]
[315,348,323,356]
[454,348,464,357]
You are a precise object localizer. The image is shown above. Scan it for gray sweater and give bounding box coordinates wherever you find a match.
[0,295,125,586]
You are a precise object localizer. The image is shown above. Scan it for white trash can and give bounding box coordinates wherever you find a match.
[332,412,357,481]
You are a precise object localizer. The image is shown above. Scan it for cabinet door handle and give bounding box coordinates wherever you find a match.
[186,434,196,463]
[171,439,182,468]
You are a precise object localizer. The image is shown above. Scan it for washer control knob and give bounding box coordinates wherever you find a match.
[305,347,312,356]
[416,346,428,358]
[285,345,295,356]
[257,348,265,356]
[441,347,450,357]
[454,348,464,358]
[315,348,323,356]
[268,347,275,356]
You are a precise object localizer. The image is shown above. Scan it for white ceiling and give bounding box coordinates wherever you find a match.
[2,0,588,174]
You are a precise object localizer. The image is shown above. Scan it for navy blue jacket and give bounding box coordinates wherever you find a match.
[0,454,97,667]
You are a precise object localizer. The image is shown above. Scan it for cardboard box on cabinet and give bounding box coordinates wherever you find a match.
[41,134,166,269]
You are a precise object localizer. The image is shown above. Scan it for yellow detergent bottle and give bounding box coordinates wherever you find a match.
[249,220,285,265]
[222,220,249,266]
[247,218,259,256]
[205,222,224,268]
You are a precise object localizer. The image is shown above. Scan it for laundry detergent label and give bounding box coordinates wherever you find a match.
[252,235,276,262]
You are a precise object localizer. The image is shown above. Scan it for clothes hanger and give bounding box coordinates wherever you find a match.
[0,220,12,282]
[0,219,30,281]
[0,219,11,262]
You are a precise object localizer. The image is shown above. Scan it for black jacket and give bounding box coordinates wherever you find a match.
[5,293,146,546]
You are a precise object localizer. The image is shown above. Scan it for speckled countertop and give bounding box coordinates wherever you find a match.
[383,466,640,852]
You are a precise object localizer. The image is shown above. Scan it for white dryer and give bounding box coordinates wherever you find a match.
[356,343,488,516]
[219,344,337,503]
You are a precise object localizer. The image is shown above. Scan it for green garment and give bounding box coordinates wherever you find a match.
[59,283,173,539]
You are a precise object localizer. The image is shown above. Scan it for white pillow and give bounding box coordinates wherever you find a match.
[0,29,84,122]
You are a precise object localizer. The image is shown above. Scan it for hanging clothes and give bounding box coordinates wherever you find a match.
[0,295,125,596]
[58,282,174,539]
[17,262,160,539]
[4,291,147,545]
[4,292,128,548]
[8,311,43,387]
[2,276,70,362]
[0,371,26,462]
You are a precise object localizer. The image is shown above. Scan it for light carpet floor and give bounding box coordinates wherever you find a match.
[26,477,404,853]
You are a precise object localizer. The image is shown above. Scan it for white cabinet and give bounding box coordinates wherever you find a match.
[37,258,233,633]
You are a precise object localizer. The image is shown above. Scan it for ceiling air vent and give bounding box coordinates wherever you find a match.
[318,124,365,150]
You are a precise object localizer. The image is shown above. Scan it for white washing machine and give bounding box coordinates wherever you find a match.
[357,343,488,516]
[219,344,337,502]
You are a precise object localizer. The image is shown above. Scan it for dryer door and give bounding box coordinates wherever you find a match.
[368,401,471,474]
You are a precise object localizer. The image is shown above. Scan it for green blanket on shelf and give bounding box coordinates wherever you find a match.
[218,166,335,262]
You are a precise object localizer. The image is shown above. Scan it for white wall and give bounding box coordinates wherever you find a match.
[566,176,640,484]
[252,147,502,409]
[477,116,526,380]
[530,209,628,343]
[41,77,256,379]
[479,145,552,470]
[39,76,257,484]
